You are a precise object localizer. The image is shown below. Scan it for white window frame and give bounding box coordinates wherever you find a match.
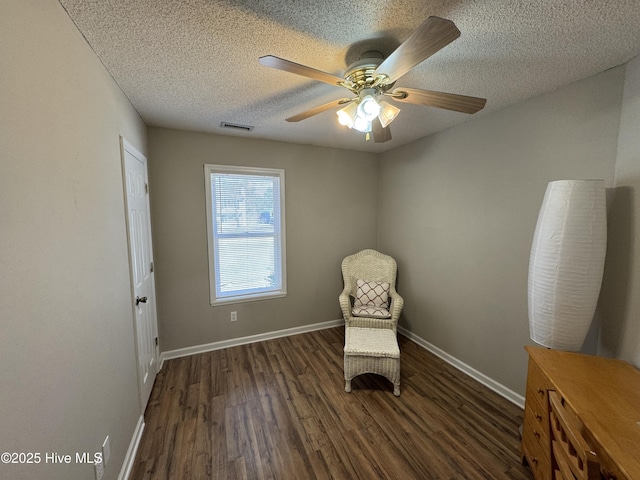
[204,164,287,305]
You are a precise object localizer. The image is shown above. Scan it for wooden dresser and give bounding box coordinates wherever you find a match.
[521,346,640,480]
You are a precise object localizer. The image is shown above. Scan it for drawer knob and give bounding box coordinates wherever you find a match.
[535,413,543,420]
[531,457,539,464]
[537,388,544,395]
[534,430,541,438]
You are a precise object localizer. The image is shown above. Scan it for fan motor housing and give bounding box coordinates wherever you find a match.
[343,51,387,91]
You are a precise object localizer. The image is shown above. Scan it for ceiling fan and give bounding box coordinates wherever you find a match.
[259,16,487,143]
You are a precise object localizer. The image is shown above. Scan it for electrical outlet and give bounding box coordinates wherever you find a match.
[94,458,104,480]
[230,311,237,322]
[102,435,111,466]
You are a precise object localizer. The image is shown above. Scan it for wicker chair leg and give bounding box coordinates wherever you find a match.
[345,379,352,393]
[393,382,400,397]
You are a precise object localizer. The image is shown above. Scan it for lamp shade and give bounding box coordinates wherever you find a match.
[336,102,358,128]
[378,101,401,128]
[527,180,607,351]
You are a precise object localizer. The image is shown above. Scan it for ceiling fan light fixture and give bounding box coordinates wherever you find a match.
[336,102,358,128]
[378,101,401,128]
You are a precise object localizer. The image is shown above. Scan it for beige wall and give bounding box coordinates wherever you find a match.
[377,67,625,395]
[0,2,147,480]
[2,4,639,479]
[147,128,378,351]
[600,55,640,367]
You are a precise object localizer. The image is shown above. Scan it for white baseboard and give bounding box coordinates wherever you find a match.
[117,415,145,480]
[160,318,345,368]
[398,326,525,408]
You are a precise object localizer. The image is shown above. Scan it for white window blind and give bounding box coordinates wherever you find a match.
[204,164,286,304]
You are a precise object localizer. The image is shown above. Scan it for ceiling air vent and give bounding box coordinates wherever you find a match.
[220,121,254,132]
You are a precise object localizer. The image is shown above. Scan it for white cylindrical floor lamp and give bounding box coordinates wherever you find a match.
[528,180,607,351]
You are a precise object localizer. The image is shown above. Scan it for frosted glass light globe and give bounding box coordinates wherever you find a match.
[357,95,381,121]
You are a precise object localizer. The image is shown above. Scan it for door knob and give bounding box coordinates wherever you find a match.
[136,296,148,306]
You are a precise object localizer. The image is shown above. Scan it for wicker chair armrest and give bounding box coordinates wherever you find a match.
[339,287,353,320]
[389,290,404,322]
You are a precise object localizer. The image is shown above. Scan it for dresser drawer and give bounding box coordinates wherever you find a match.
[524,386,550,441]
[523,397,549,446]
[525,358,553,413]
[522,434,551,479]
[522,396,552,480]
[522,356,554,480]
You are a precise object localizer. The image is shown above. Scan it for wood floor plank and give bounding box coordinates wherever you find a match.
[193,354,212,479]
[130,327,533,480]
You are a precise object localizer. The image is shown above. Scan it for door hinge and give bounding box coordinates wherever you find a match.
[155,337,158,346]
[150,261,154,273]
[145,183,149,194]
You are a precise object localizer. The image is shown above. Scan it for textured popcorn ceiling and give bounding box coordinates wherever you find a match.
[59,0,640,153]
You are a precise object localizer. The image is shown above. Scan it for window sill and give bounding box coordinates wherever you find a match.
[210,291,287,306]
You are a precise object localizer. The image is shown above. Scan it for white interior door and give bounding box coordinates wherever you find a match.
[121,137,159,409]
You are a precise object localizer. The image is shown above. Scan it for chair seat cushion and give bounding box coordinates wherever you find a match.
[344,327,400,358]
[351,305,391,319]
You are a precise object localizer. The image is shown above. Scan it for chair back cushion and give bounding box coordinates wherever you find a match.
[354,279,390,307]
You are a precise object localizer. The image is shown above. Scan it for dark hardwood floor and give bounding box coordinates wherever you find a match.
[130,327,533,480]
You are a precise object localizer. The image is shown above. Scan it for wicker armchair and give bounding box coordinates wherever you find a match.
[339,249,404,334]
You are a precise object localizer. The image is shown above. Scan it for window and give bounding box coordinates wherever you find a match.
[204,164,286,305]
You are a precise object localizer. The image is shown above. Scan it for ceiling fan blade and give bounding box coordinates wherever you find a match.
[259,55,345,87]
[372,117,392,143]
[374,17,460,84]
[285,98,351,122]
[391,87,486,114]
